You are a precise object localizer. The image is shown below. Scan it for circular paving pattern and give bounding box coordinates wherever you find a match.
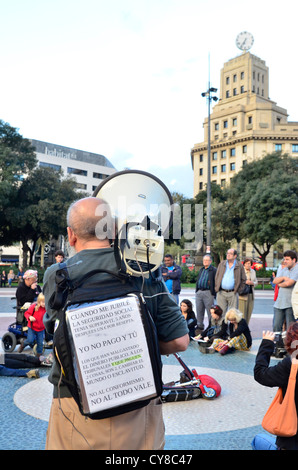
[14,364,276,435]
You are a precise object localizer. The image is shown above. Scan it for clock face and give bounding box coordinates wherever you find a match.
[236,31,254,51]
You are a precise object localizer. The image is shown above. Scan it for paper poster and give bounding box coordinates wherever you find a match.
[66,295,157,415]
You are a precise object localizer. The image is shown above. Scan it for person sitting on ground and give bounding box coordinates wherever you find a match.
[4,352,53,368]
[180,299,197,338]
[194,305,224,353]
[0,354,40,378]
[210,308,252,355]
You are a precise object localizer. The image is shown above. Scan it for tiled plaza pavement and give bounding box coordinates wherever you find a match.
[0,288,278,450]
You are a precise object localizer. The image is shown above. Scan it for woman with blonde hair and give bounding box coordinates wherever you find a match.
[210,308,252,355]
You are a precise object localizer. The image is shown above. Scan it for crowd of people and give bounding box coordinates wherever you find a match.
[174,248,298,358]
[0,197,297,450]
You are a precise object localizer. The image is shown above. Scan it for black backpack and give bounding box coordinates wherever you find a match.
[49,264,163,420]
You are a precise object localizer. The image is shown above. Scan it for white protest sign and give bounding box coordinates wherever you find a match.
[66,295,157,414]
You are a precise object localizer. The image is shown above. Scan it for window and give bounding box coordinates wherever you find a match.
[226,91,230,98]
[212,166,217,174]
[230,162,236,171]
[230,148,236,157]
[199,154,203,162]
[292,144,298,153]
[39,162,61,171]
[275,144,282,151]
[221,179,226,187]
[241,71,244,80]
[93,172,105,179]
[226,77,230,84]
[243,145,247,153]
[199,182,203,190]
[248,116,253,124]
[241,86,245,94]
[75,183,87,190]
[223,120,228,128]
[199,168,203,176]
[233,88,237,96]
[212,152,218,160]
[221,150,226,159]
[221,164,226,173]
[215,122,219,131]
[233,74,237,82]
[67,167,87,176]
[232,118,237,126]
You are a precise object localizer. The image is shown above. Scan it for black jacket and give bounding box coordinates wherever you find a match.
[195,265,217,296]
[16,281,41,308]
[254,339,298,450]
[161,262,182,294]
[216,318,252,348]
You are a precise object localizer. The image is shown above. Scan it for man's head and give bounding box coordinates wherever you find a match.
[226,248,237,262]
[283,250,297,269]
[203,254,212,268]
[23,270,38,287]
[67,197,115,252]
[164,254,174,267]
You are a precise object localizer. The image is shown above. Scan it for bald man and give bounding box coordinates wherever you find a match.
[43,197,189,451]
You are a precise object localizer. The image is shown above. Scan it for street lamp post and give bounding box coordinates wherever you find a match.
[201,86,218,254]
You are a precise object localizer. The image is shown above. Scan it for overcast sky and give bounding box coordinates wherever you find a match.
[1,0,297,197]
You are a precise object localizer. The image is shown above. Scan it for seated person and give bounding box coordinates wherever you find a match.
[180,299,197,338]
[16,270,41,309]
[194,305,224,353]
[210,308,252,355]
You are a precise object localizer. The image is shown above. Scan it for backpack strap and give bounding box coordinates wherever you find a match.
[49,263,131,311]
[48,262,72,310]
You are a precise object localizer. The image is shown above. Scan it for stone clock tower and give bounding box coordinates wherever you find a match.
[191,32,298,196]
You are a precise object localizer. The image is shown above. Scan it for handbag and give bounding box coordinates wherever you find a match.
[262,362,298,437]
[239,284,250,296]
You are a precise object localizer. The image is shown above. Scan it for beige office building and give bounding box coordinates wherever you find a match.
[191,51,298,196]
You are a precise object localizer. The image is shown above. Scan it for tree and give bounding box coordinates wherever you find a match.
[228,153,298,266]
[0,120,37,243]
[4,166,84,267]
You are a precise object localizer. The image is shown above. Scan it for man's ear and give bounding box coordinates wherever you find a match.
[67,226,77,246]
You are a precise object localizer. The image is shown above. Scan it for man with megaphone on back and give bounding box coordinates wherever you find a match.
[43,196,189,450]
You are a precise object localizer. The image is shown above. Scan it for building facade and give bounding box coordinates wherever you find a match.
[0,140,116,264]
[31,139,116,194]
[191,51,298,196]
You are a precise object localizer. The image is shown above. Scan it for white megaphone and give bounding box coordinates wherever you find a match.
[93,170,173,277]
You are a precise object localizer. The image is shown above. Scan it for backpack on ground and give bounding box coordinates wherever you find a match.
[49,264,163,420]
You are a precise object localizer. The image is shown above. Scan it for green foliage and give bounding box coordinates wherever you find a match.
[180,266,197,283]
